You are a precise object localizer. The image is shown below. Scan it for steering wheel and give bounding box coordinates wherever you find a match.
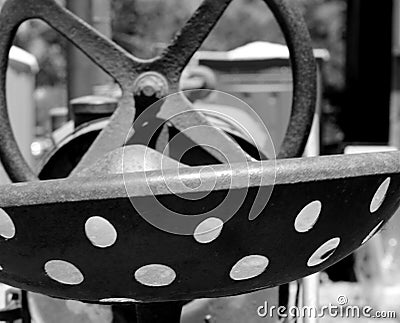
[0,0,316,183]
[0,1,398,323]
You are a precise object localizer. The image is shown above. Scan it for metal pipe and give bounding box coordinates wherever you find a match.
[91,0,112,87]
[390,0,400,148]
[345,0,393,144]
[66,0,93,102]
[302,274,319,323]
[66,0,112,104]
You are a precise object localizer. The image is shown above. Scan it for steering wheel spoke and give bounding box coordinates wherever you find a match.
[158,93,252,163]
[1,0,146,85]
[150,0,233,81]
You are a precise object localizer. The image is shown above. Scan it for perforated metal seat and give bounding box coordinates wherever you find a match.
[0,147,398,303]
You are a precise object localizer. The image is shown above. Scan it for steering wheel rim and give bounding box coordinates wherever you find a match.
[0,0,316,183]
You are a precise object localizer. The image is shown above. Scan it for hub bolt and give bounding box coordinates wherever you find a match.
[133,72,169,98]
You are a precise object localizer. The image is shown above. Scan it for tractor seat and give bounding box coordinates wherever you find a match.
[0,145,398,303]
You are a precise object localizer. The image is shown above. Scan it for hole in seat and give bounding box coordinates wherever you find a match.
[85,216,117,248]
[307,238,340,267]
[230,255,269,281]
[294,200,321,233]
[99,298,138,303]
[370,177,391,213]
[193,217,224,244]
[0,209,15,239]
[134,264,176,287]
[319,249,336,261]
[45,260,84,285]
[362,220,384,245]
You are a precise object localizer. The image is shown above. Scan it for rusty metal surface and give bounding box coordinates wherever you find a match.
[76,145,185,178]
[148,93,254,163]
[0,150,398,302]
[3,150,400,205]
[152,0,233,84]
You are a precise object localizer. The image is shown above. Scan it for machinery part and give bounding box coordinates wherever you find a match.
[70,95,118,127]
[0,289,30,322]
[133,72,169,99]
[39,112,267,180]
[0,0,316,182]
[181,66,217,91]
[0,308,22,322]
[180,66,217,102]
[135,302,185,323]
[39,119,109,179]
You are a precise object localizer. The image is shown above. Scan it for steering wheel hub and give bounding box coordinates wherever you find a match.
[133,71,169,99]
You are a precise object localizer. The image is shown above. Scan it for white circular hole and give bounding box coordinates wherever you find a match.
[307,238,340,267]
[193,217,224,244]
[134,264,176,287]
[0,209,15,239]
[362,221,384,245]
[230,255,269,281]
[370,177,391,213]
[85,216,117,248]
[45,260,84,285]
[99,298,138,303]
[294,200,322,233]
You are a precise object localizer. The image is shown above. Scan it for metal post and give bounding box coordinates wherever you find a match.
[91,0,112,87]
[66,0,93,102]
[66,0,112,104]
[302,274,319,323]
[344,0,393,144]
[391,0,400,148]
[135,302,185,323]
